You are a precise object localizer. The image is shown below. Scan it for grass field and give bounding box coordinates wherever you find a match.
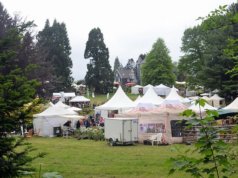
[28,137,190,178]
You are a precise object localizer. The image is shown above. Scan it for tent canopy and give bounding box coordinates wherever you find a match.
[95,86,135,110]
[154,84,171,96]
[138,86,164,105]
[54,101,70,108]
[34,104,78,117]
[69,96,90,102]
[189,102,217,113]
[209,94,224,101]
[219,97,238,114]
[165,86,184,102]
[53,92,75,98]
[155,84,170,89]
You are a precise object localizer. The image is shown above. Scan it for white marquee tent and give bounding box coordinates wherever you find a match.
[33,104,82,137]
[131,85,143,94]
[69,96,90,102]
[95,86,135,118]
[165,86,184,102]
[154,84,171,96]
[137,86,164,106]
[219,97,238,114]
[209,94,225,108]
[189,102,217,113]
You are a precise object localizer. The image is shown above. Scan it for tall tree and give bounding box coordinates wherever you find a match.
[36,19,73,94]
[141,38,175,86]
[179,3,238,99]
[84,28,113,93]
[0,3,43,176]
[178,26,205,86]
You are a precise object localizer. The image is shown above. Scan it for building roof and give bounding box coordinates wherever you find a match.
[117,68,136,79]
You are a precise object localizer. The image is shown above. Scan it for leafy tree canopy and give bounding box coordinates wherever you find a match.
[142,38,175,86]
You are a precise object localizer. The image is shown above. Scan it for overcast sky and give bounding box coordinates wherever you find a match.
[1,0,236,80]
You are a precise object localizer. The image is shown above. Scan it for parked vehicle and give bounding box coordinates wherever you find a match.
[105,118,139,146]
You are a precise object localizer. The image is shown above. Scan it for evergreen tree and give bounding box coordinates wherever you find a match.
[36,19,73,93]
[0,3,44,176]
[84,28,113,93]
[142,38,175,86]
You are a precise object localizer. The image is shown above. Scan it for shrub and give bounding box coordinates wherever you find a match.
[74,126,104,141]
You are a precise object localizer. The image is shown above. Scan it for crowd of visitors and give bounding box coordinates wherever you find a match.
[63,114,105,132]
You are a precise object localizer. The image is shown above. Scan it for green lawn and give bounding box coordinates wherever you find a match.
[28,137,189,178]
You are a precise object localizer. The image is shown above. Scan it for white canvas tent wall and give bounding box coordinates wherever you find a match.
[137,86,164,106]
[95,86,135,119]
[154,84,171,96]
[33,104,81,137]
[209,94,225,108]
[131,85,143,94]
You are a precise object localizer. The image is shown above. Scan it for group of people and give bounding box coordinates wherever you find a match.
[63,115,105,133]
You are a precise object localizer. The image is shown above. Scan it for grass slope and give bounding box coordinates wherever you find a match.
[29,137,189,178]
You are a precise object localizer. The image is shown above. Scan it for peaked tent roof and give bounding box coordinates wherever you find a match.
[222,97,238,111]
[69,96,90,102]
[95,86,135,110]
[138,86,164,105]
[143,84,154,88]
[154,84,171,96]
[54,101,70,108]
[34,105,78,117]
[189,102,217,113]
[155,84,170,89]
[165,86,184,102]
[209,94,224,101]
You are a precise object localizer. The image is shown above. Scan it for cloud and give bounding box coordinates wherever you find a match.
[1,0,236,80]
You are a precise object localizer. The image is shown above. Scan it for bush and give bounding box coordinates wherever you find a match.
[74,126,104,141]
